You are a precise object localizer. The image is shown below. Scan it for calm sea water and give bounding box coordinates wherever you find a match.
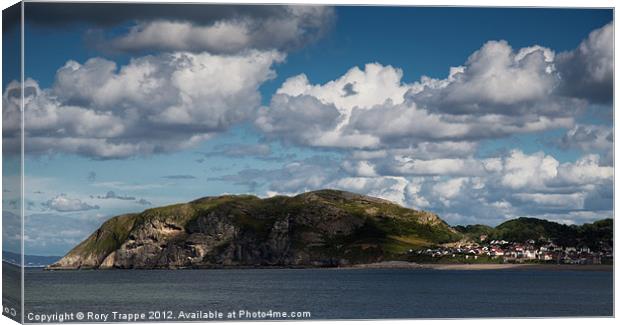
[22,268,612,321]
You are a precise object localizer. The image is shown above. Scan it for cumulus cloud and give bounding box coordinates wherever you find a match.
[554,154,613,187]
[422,151,612,223]
[432,178,468,206]
[277,63,412,111]
[413,41,562,115]
[53,51,283,126]
[214,148,612,225]
[8,14,610,227]
[3,50,284,158]
[218,157,416,208]
[104,6,334,54]
[328,176,412,206]
[500,150,559,190]
[247,22,613,226]
[43,195,99,212]
[258,23,611,154]
[557,124,613,165]
[341,160,378,177]
[256,94,345,146]
[257,59,578,151]
[556,22,613,103]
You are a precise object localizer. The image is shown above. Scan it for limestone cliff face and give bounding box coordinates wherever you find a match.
[47,190,459,270]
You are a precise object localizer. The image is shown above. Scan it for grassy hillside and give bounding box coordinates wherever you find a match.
[51,190,612,269]
[457,217,613,250]
[70,214,137,258]
[453,224,495,241]
[51,189,463,268]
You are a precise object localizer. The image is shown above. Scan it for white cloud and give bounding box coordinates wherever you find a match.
[432,178,467,206]
[255,94,345,146]
[6,17,611,228]
[513,193,585,210]
[327,176,409,206]
[404,178,431,209]
[501,150,559,190]
[3,50,284,158]
[212,147,612,226]
[209,156,340,194]
[341,160,378,177]
[414,40,558,113]
[558,124,613,164]
[259,23,613,155]
[250,23,612,226]
[43,194,99,212]
[277,63,412,111]
[54,51,284,126]
[110,20,252,54]
[259,58,578,152]
[555,154,613,186]
[105,6,334,54]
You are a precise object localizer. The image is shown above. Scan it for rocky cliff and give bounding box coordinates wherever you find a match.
[47,189,461,270]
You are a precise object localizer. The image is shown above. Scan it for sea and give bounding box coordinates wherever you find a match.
[7,266,614,322]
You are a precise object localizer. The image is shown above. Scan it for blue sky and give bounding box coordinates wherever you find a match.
[1,4,613,255]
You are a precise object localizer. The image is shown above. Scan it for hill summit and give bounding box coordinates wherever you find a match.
[48,189,460,269]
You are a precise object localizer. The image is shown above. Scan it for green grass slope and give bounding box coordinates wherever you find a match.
[52,189,463,267]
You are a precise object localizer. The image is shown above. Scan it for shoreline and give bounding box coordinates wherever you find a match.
[421,263,613,271]
[37,261,614,272]
[350,261,613,271]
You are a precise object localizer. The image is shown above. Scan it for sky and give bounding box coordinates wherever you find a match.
[1,4,613,256]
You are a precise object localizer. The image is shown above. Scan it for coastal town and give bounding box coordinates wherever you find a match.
[411,235,613,265]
